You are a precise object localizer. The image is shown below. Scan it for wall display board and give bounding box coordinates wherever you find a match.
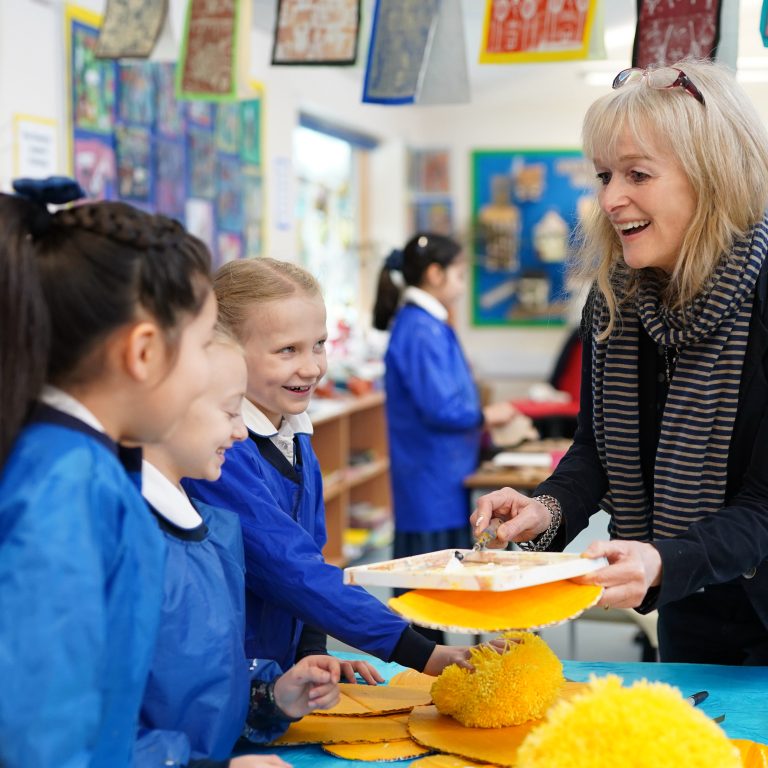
[471,149,593,327]
[66,4,263,268]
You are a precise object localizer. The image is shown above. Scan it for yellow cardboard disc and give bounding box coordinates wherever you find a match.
[314,683,432,716]
[387,669,436,691]
[407,684,588,767]
[270,714,409,746]
[409,756,499,768]
[388,580,602,633]
[322,738,432,761]
[732,739,768,768]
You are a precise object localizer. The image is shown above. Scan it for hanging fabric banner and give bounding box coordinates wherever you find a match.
[633,0,723,68]
[362,0,469,105]
[479,0,597,64]
[177,0,251,101]
[272,0,360,65]
[417,0,470,105]
[96,0,168,58]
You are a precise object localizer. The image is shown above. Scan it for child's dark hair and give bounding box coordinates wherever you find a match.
[372,232,462,330]
[0,194,212,465]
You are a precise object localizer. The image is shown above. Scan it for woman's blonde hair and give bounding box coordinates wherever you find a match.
[574,58,768,337]
[213,257,321,340]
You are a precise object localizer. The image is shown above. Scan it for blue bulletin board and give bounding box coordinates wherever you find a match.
[471,149,594,327]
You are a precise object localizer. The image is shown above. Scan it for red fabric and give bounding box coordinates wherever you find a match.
[552,335,582,403]
[510,400,580,419]
[633,0,722,68]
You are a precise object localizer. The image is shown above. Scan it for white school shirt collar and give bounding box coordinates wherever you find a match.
[402,286,448,322]
[141,460,203,529]
[241,398,314,437]
[39,385,106,433]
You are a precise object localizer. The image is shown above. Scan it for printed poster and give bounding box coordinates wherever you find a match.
[156,137,186,220]
[73,133,117,200]
[71,16,117,133]
[471,149,594,326]
[118,62,156,125]
[479,0,597,64]
[115,125,153,200]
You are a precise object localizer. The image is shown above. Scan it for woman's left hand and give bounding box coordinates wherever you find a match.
[339,658,385,685]
[573,540,663,609]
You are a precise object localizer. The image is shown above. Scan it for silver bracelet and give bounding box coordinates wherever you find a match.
[517,495,562,552]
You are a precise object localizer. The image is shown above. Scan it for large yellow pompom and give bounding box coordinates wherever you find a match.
[431,632,564,728]
[516,675,742,768]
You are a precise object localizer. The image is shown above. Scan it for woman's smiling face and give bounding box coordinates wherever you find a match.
[593,128,697,274]
[241,292,328,428]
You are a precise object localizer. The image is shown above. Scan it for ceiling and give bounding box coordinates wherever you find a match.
[250,0,768,104]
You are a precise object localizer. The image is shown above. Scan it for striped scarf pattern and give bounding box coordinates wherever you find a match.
[593,218,768,541]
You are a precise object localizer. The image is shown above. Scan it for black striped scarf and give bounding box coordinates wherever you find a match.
[593,217,768,541]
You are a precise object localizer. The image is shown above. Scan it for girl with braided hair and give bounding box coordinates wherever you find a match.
[0,178,217,768]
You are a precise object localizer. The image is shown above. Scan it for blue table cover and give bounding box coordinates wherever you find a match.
[236,652,768,766]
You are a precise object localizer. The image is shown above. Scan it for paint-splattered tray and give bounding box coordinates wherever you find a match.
[343,549,607,592]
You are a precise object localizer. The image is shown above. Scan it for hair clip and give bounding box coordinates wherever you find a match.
[12,176,85,207]
[417,235,429,248]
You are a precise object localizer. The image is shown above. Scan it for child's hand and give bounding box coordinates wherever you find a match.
[483,401,518,427]
[423,644,472,675]
[273,655,341,718]
[339,658,385,685]
[231,756,292,767]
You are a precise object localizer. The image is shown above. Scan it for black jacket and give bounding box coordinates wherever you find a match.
[535,275,768,623]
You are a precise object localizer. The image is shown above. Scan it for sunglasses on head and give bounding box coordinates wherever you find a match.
[612,67,705,106]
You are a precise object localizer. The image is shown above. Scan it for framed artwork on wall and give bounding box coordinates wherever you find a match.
[471,149,594,327]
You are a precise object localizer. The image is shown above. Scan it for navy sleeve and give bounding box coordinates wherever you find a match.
[294,623,328,662]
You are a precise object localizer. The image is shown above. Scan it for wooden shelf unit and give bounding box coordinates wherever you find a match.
[309,392,391,567]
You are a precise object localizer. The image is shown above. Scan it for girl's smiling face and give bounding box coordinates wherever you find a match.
[241,292,328,428]
[594,128,697,273]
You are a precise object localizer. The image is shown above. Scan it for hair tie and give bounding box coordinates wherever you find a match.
[12,176,85,240]
[385,248,404,272]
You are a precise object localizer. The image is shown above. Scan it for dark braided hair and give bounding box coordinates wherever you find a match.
[0,196,212,465]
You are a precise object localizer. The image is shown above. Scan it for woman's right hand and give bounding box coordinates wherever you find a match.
[470,487,551,547]
[231,755,292,767]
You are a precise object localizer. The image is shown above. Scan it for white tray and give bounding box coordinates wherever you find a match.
[343,549,607,592]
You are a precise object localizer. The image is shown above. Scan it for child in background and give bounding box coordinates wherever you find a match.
[0,179,216,768]
[184,258,473,679]
[139,331,341,768]
[372,233,516,641]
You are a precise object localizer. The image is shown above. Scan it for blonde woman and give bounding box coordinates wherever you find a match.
[472,59,768,664]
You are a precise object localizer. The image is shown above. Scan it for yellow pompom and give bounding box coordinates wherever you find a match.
[516,675,742,768]
[431,632,564,728]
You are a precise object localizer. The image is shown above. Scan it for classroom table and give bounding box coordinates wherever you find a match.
[464,438,572,493]
[236,651,768,766]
